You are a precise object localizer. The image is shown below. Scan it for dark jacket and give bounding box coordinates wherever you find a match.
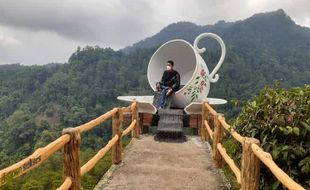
[160,70,180,92]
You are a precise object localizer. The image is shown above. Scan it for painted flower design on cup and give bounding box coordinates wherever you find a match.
[184,64,208,101]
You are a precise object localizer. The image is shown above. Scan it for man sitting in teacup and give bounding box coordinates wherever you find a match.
[156,60,180,109]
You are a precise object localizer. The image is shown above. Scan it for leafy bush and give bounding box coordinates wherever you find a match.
[233,84,310,189]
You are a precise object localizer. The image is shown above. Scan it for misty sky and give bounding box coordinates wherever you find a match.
[0,0,309,65]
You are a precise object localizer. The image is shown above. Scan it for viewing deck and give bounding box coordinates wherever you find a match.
[94,135,229,190]
[0,102,305,190]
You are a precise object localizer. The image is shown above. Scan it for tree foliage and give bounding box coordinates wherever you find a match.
[0,10,310,188]
[233,84,310,189]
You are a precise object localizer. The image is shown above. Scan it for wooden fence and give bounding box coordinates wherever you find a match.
[200,101,305,190]
[0,101,139,190]
[0,100,307,190]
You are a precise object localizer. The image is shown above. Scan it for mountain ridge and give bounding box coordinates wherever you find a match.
[0,9,309,189]
[123,9,310,54]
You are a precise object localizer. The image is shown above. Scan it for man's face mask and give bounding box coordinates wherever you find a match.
[166,65,172,70]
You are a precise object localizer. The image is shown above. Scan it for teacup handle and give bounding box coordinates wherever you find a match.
[193,33,226,83]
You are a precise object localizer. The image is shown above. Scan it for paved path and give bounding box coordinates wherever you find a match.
[94,135,230,190]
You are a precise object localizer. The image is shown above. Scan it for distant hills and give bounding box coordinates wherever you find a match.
[122,8,310,113]
[122,9,310,102]
[124,9,310,67]
[0,9,309,189]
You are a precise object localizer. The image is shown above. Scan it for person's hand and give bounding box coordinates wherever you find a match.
[156,82,160,91]
[166,88,173,96]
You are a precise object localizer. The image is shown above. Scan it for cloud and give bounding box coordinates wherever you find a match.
[0,0,309,65]
[0,34,20,46]
[0,0,156,47]
[0,25,79,65]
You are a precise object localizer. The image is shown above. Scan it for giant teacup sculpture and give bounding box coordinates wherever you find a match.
[118,33,227,114]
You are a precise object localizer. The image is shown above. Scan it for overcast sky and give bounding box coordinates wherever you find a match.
[0,0,309,65]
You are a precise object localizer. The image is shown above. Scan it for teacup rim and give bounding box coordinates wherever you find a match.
[147,39,200,95]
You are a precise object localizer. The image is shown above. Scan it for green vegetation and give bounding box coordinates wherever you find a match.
[1,137,132,190]
[0,46,154,189]
[0,45,309,189]
[225,85,309,189]
[0,9,309,189]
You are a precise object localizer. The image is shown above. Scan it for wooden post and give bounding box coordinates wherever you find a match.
[241,137,260,190]
[205,109,210,140]
[112,108,123,164]
[139,113,144,134]
[132,101,140,138]
[201,101,207,141]
[213,113,224,168]
[205,102,211,140]
[208,112,214,131]
[62,128,81,190]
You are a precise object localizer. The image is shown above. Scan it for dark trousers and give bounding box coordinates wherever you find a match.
[159,85,171,108]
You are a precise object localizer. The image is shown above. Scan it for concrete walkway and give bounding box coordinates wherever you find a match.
[94,135,230,190]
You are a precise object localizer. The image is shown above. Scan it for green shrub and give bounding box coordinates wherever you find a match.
[233,84,310,189]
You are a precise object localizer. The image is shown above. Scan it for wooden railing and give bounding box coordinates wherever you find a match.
[0,100,306,190]
[0,101,140,190]
[201,101,305,190]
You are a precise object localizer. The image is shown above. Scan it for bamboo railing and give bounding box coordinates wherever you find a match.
[0,101,140,190]
[0,99,306,190]
[201,101,305,190]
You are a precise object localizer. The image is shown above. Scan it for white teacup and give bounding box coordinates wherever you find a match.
[147,33,226,108]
